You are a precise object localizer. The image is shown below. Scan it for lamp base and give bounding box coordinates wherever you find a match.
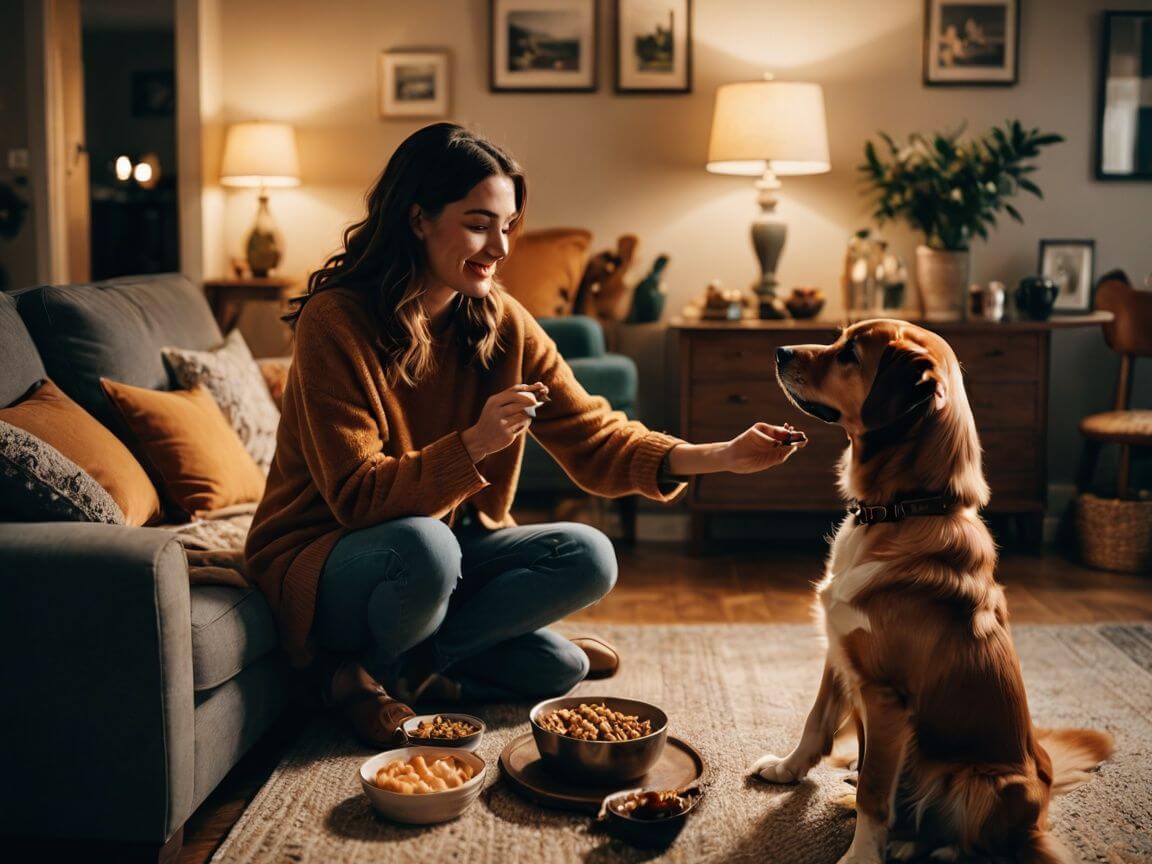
[246,192,283,278]
[750,168,788,319]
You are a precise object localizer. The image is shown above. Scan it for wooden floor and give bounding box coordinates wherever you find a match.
[170,541,1152,864]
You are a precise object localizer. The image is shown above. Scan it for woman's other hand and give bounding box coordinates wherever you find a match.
[461,382,548,462]
[722,423,806,474]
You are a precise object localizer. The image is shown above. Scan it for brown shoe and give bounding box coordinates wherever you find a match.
[571,636,621,680]
[325,659,415,749]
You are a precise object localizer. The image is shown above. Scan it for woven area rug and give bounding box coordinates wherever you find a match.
[211,624,1152,863]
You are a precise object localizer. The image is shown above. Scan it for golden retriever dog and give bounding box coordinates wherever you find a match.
[751,319,1112,864]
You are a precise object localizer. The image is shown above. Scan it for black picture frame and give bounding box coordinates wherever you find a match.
[1094,11,1152,181]
[922,0,1020,87]
[489,0,599,93]
[1038,238,1096,313]
[614,0,693,94]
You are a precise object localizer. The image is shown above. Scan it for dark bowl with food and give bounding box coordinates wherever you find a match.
[401,713,485,751]
[598,786,704,848]
[529,696,668,784]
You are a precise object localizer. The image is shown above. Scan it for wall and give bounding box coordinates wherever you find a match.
[213,0,1152,490]
[0,0,40,293]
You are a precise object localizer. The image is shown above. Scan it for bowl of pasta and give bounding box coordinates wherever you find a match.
[359,746,486,824]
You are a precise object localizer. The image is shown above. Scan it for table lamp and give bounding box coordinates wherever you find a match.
[706,77,830,318]
[220,122,300,277]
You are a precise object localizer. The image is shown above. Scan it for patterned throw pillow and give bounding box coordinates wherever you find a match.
[0,420,126,524]
[163,330,280,473]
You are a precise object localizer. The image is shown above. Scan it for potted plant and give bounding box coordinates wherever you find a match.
[859,121,1063,319]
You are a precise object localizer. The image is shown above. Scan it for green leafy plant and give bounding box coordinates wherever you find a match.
[860,121,1064,251]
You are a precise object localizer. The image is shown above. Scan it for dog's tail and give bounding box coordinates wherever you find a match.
[1036,727,1114,795]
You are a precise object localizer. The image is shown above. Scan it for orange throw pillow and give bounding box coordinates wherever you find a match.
[0,380,162,526]
[100,379,266,518]
[497,228,592,317]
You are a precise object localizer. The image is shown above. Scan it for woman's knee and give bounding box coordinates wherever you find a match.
[523,635,590,696]
[372,516,462,609]
[552,523,618,601]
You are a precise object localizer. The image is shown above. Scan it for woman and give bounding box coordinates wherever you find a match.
[245,123,805,746]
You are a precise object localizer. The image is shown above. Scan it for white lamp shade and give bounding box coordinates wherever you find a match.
[707,80,831,176]
[220,122,301,188]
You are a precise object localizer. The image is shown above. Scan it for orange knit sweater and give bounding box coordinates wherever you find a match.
[245,286,686,666]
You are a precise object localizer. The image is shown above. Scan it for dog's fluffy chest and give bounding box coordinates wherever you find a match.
[818,519,880,649]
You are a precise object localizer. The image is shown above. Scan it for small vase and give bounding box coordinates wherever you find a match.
[915,245,970,321]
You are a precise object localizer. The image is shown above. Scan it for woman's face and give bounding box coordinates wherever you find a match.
[412,174,519,302]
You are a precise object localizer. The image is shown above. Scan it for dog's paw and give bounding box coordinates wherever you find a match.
[749,753,806,784]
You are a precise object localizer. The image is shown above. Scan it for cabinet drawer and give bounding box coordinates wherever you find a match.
[687,380,792,429]
[981,429,1042,503]
[967,381,1040,429]
[949,332,1041,382]
[688,331,839,381]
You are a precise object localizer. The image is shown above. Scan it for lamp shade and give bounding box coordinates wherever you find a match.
[706,80,830,177]
[219,122,300,188]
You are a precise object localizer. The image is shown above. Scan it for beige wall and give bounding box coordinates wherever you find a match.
[213,0,1152,487]
[214,0,1150,311]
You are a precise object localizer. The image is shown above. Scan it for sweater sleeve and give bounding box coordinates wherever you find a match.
[292,309,488,529]
[521,311,686,502]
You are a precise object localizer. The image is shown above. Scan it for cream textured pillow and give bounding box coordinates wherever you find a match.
[163,330,280,473]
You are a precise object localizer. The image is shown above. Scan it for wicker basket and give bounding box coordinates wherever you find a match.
[1076,493,1152,573]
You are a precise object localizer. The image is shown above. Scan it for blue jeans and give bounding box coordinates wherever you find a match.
[313,518,618,702]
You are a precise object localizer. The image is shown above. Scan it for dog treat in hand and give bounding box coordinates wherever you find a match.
[407,715,478,740]
[373,754,474,794]
[537,702,652,741]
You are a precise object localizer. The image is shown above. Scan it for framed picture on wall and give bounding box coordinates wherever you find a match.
[490,0,598,92]
[379,51,450,119]
[923,0,1019,86]
[1039,239,1096,313]
[615,0,692,93]
[1095,11,1152,180]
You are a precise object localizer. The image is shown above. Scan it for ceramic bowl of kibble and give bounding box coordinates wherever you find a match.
[529,696,668,784]
[359,746,486,824]
[401,713,485,751]
[598,786,704,849]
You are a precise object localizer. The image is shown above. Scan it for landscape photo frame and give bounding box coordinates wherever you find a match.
[490,0,599,93]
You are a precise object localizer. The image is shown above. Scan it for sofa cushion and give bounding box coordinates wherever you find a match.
[100,379,266,518]
[0,291,46,408]
[0,380,162,525]
[15,274,223,429]
[189,585,280,692]
[568,354,637,414]
[163,330,280,473]
[498,228,592,318]
[0,419,126,524]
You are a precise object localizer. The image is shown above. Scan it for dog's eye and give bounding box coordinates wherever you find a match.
[836,342,858,365]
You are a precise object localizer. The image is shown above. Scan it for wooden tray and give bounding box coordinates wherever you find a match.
[498,732,705,814]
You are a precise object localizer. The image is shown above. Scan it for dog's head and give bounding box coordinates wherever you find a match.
[776,319,988,506]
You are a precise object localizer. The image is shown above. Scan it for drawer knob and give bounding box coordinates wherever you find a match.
[723,350,746,360]
[985,348,1006,358]
[727,393,750,404]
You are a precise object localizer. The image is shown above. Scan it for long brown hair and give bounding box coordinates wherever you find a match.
[287,123,527,387]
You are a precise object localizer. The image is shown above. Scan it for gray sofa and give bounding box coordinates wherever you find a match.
[0,275,293,858]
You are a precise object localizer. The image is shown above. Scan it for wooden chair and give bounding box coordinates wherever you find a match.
[1077,271,1152,497]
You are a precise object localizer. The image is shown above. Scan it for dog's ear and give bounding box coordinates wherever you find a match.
[860,341,945,431]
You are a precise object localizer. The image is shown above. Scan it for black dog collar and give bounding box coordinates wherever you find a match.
[848,495,955,525]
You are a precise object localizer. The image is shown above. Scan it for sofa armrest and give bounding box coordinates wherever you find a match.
[0,523,195,844]
[538,315,606,359]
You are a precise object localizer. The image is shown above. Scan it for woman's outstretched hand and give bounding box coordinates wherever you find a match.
[666,422,806,477]
[722,422,806,474]
[461,382,549,463]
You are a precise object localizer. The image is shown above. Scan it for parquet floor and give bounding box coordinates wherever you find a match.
[173,541,1152,864]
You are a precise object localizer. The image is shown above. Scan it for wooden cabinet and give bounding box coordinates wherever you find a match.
[672,317,1112,547]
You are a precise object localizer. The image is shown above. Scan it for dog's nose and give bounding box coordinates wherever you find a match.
[776,347,794,368]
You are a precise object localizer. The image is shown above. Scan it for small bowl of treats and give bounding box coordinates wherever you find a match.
[598,786,704,848]
[529,697,668,784]
[359,746,486,824]
[402,713,485,751]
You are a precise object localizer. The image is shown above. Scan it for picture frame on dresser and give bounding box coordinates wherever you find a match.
[1039,238,1095,313]
[923,0,1020,86]
[614,0,692,94]
[490,0,598,93]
